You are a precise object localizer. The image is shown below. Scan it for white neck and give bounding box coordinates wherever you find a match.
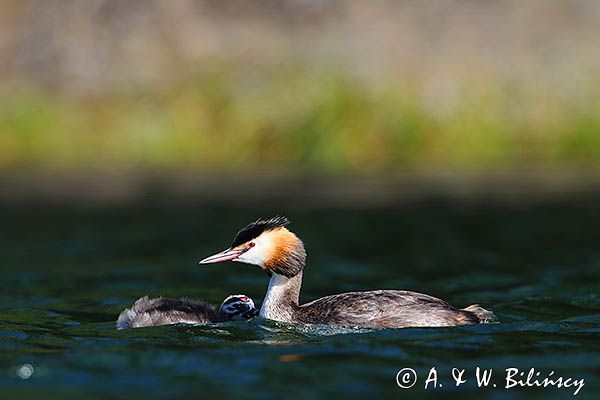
[259,271,303,322]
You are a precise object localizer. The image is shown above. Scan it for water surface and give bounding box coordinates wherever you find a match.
[1,202,599,399]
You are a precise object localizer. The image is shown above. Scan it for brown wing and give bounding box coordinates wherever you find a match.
[297,290,479,328]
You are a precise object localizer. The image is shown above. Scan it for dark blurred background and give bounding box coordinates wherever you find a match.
[1,0,599,204]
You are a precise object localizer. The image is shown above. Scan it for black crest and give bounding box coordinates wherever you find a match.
[231,216,290,247]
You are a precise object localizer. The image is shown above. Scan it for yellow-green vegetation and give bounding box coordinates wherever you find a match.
[1,67,599,173]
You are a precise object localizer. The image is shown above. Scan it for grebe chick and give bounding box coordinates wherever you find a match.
[200,217,497,329]
[116,294,258,329]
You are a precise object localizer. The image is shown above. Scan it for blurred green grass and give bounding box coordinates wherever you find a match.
[1,66,599,174]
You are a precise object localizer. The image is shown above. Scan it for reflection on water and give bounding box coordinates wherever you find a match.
[1,202,599,399]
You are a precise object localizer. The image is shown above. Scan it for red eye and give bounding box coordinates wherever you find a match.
[248,242,255,248]
[240,297,249,302]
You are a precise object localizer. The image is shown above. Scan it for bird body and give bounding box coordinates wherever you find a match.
[116,294,258,329]
[200,217,497,329]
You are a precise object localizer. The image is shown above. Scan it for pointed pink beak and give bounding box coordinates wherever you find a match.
[199,248,244,264]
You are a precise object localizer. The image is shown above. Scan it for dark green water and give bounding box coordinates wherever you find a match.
[1,202,599,399]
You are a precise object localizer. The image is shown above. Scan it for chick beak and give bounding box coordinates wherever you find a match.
[198,248,244,264]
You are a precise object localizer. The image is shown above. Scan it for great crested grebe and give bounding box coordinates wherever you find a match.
[199,217,497,329]
[116,294,258,329]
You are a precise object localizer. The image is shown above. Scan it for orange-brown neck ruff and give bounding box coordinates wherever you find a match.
[264,228,306,278]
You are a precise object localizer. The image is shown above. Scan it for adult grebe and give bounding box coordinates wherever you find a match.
[116,294,258,329]
[199,217,497,329]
